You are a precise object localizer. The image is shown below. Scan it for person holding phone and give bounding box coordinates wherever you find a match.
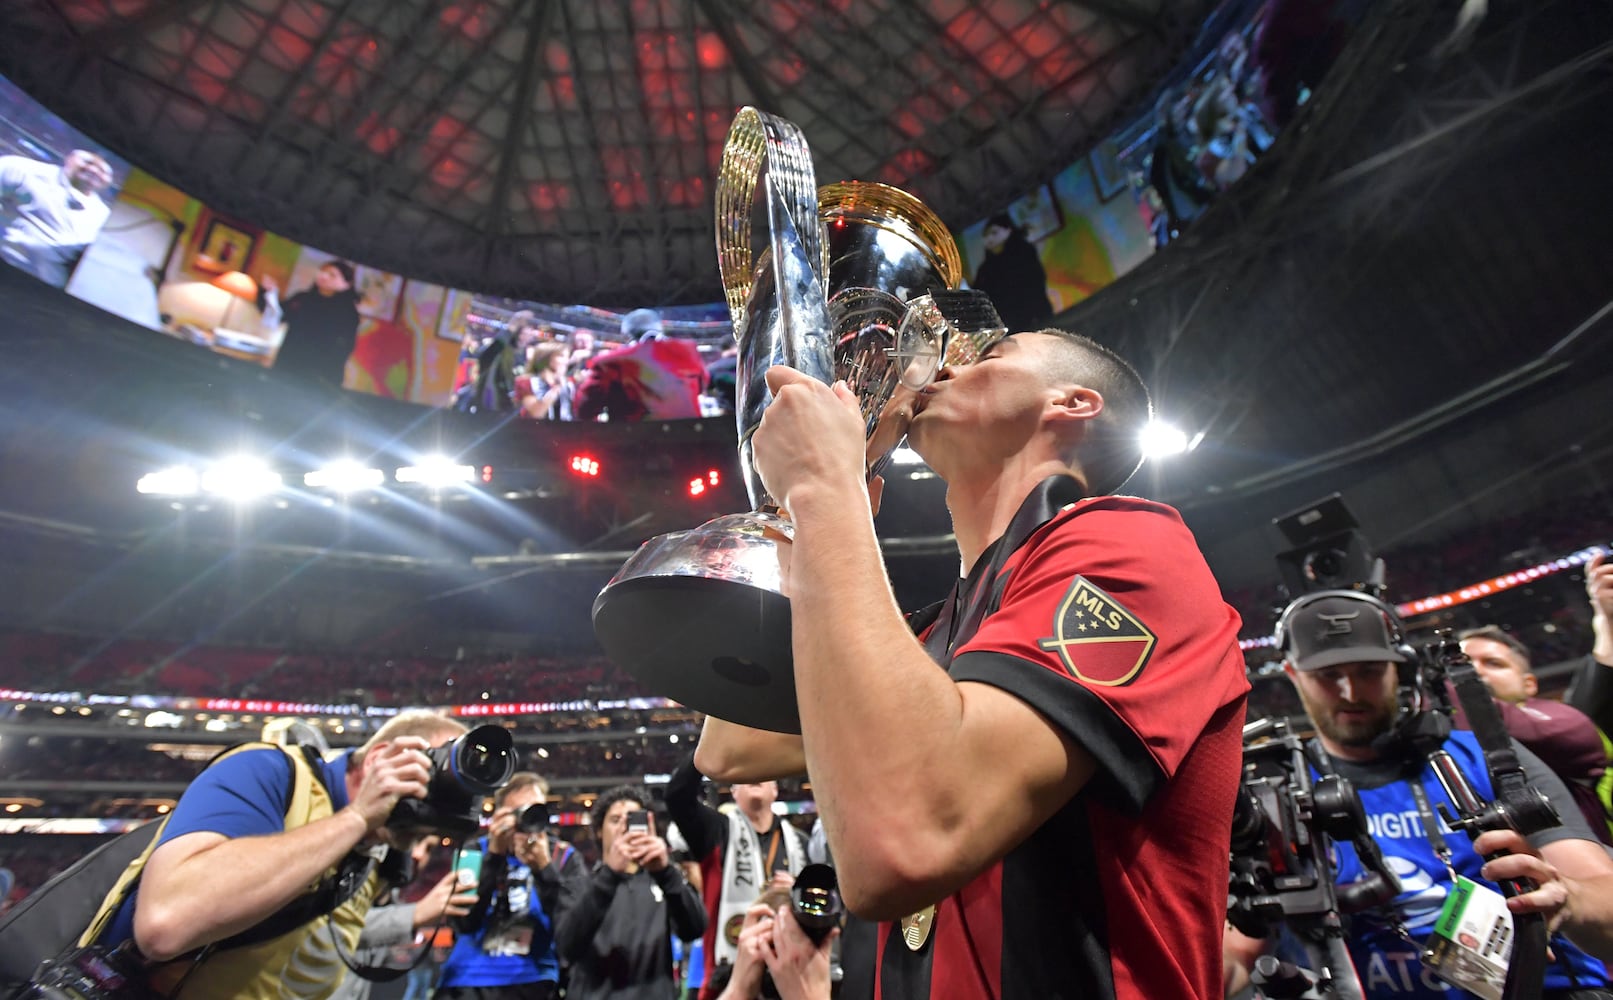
[555,785,706,1000]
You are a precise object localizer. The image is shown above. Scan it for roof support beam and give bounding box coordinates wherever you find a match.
[236,0,370,172]
[690,0,781,112]
[82,0,219,53]
[1060,0,1168,38]
[484,0,552,251]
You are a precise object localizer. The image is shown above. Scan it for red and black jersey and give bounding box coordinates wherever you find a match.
[843,476,1249,1000]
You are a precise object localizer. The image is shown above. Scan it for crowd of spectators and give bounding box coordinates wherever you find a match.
[0,633,652,706]
[1,732,697,788]
[450,306,736,421]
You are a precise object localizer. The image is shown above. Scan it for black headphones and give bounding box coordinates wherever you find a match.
[1275,589,1446,759]
[1272,588,1414,664]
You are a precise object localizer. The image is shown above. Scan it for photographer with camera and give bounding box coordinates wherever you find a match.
[712,867,840,1000]
[433,771,582,1000]
[85,710,507,999]
[1228,592,1613,999]
[555,785,705,1000]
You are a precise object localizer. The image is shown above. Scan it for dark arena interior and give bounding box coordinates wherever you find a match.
[1,0,1612,997]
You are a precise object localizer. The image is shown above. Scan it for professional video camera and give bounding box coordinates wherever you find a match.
[1229,718,1398,999]
[387,724,517,839]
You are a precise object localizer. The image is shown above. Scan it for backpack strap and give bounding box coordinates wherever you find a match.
[74,815,176,949]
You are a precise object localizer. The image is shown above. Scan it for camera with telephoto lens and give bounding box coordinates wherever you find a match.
[788,864,842,944]
[387,724,516,839]
[756,864,843,1000]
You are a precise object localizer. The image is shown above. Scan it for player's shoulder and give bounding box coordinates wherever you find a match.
[1042,494,1195,550]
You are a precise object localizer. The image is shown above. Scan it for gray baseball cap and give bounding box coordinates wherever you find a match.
[1280,593,1409,672]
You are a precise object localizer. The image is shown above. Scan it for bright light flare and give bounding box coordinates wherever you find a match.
[1139,421,1190,459]
[396,457,475,486]
[201,457,282,499]
[304,462,385,491]
[137,466,200,496]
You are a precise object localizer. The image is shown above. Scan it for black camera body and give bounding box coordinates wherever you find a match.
[516,802,549,835]
[386,724,517,839]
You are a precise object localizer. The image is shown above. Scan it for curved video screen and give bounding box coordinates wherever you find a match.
[1,0,1361,420]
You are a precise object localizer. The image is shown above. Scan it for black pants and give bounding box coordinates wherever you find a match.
[432,982,557,1000]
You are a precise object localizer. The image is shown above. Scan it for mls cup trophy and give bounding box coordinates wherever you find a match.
[591,108,1004,732]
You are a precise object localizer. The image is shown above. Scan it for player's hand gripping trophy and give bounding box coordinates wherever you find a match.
[592,108,1005,732]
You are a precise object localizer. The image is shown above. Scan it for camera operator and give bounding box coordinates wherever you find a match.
[1228,593,1613,999]
[434,771,583,999]
[713,886,837,1000]
[94,709,472,998]
[555,785,706,1000]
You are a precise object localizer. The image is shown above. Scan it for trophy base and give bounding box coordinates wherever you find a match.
[593,575,800,733]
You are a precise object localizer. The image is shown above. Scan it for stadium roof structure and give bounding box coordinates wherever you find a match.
[0,0,1209,306]
[0,0,1610,624]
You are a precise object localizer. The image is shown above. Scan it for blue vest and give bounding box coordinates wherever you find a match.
[1329,730,1608,997]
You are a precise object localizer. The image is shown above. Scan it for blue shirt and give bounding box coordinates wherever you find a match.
[1330,731,1608,997]
[102,746,350,948]
[436,837,560,987]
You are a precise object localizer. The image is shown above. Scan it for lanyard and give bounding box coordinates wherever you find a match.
[1408,777,1456,877]
[762,825,782,875]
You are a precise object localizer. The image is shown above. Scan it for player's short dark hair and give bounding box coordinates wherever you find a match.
[1034,329,1152,495]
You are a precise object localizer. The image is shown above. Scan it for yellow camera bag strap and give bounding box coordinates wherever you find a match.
[77,741,319,948]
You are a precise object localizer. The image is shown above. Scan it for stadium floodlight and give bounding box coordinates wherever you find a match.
[201,457,283,499]
[396,456,475,487]
[136,465,200,496]
[305,461,385,491]
[889,446,926,466]
[1140,420,1190,459]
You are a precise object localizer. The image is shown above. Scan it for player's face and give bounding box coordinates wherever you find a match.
[906,332,1067,466]
[1461,637,1536,704]
[1287,661,1399,758]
